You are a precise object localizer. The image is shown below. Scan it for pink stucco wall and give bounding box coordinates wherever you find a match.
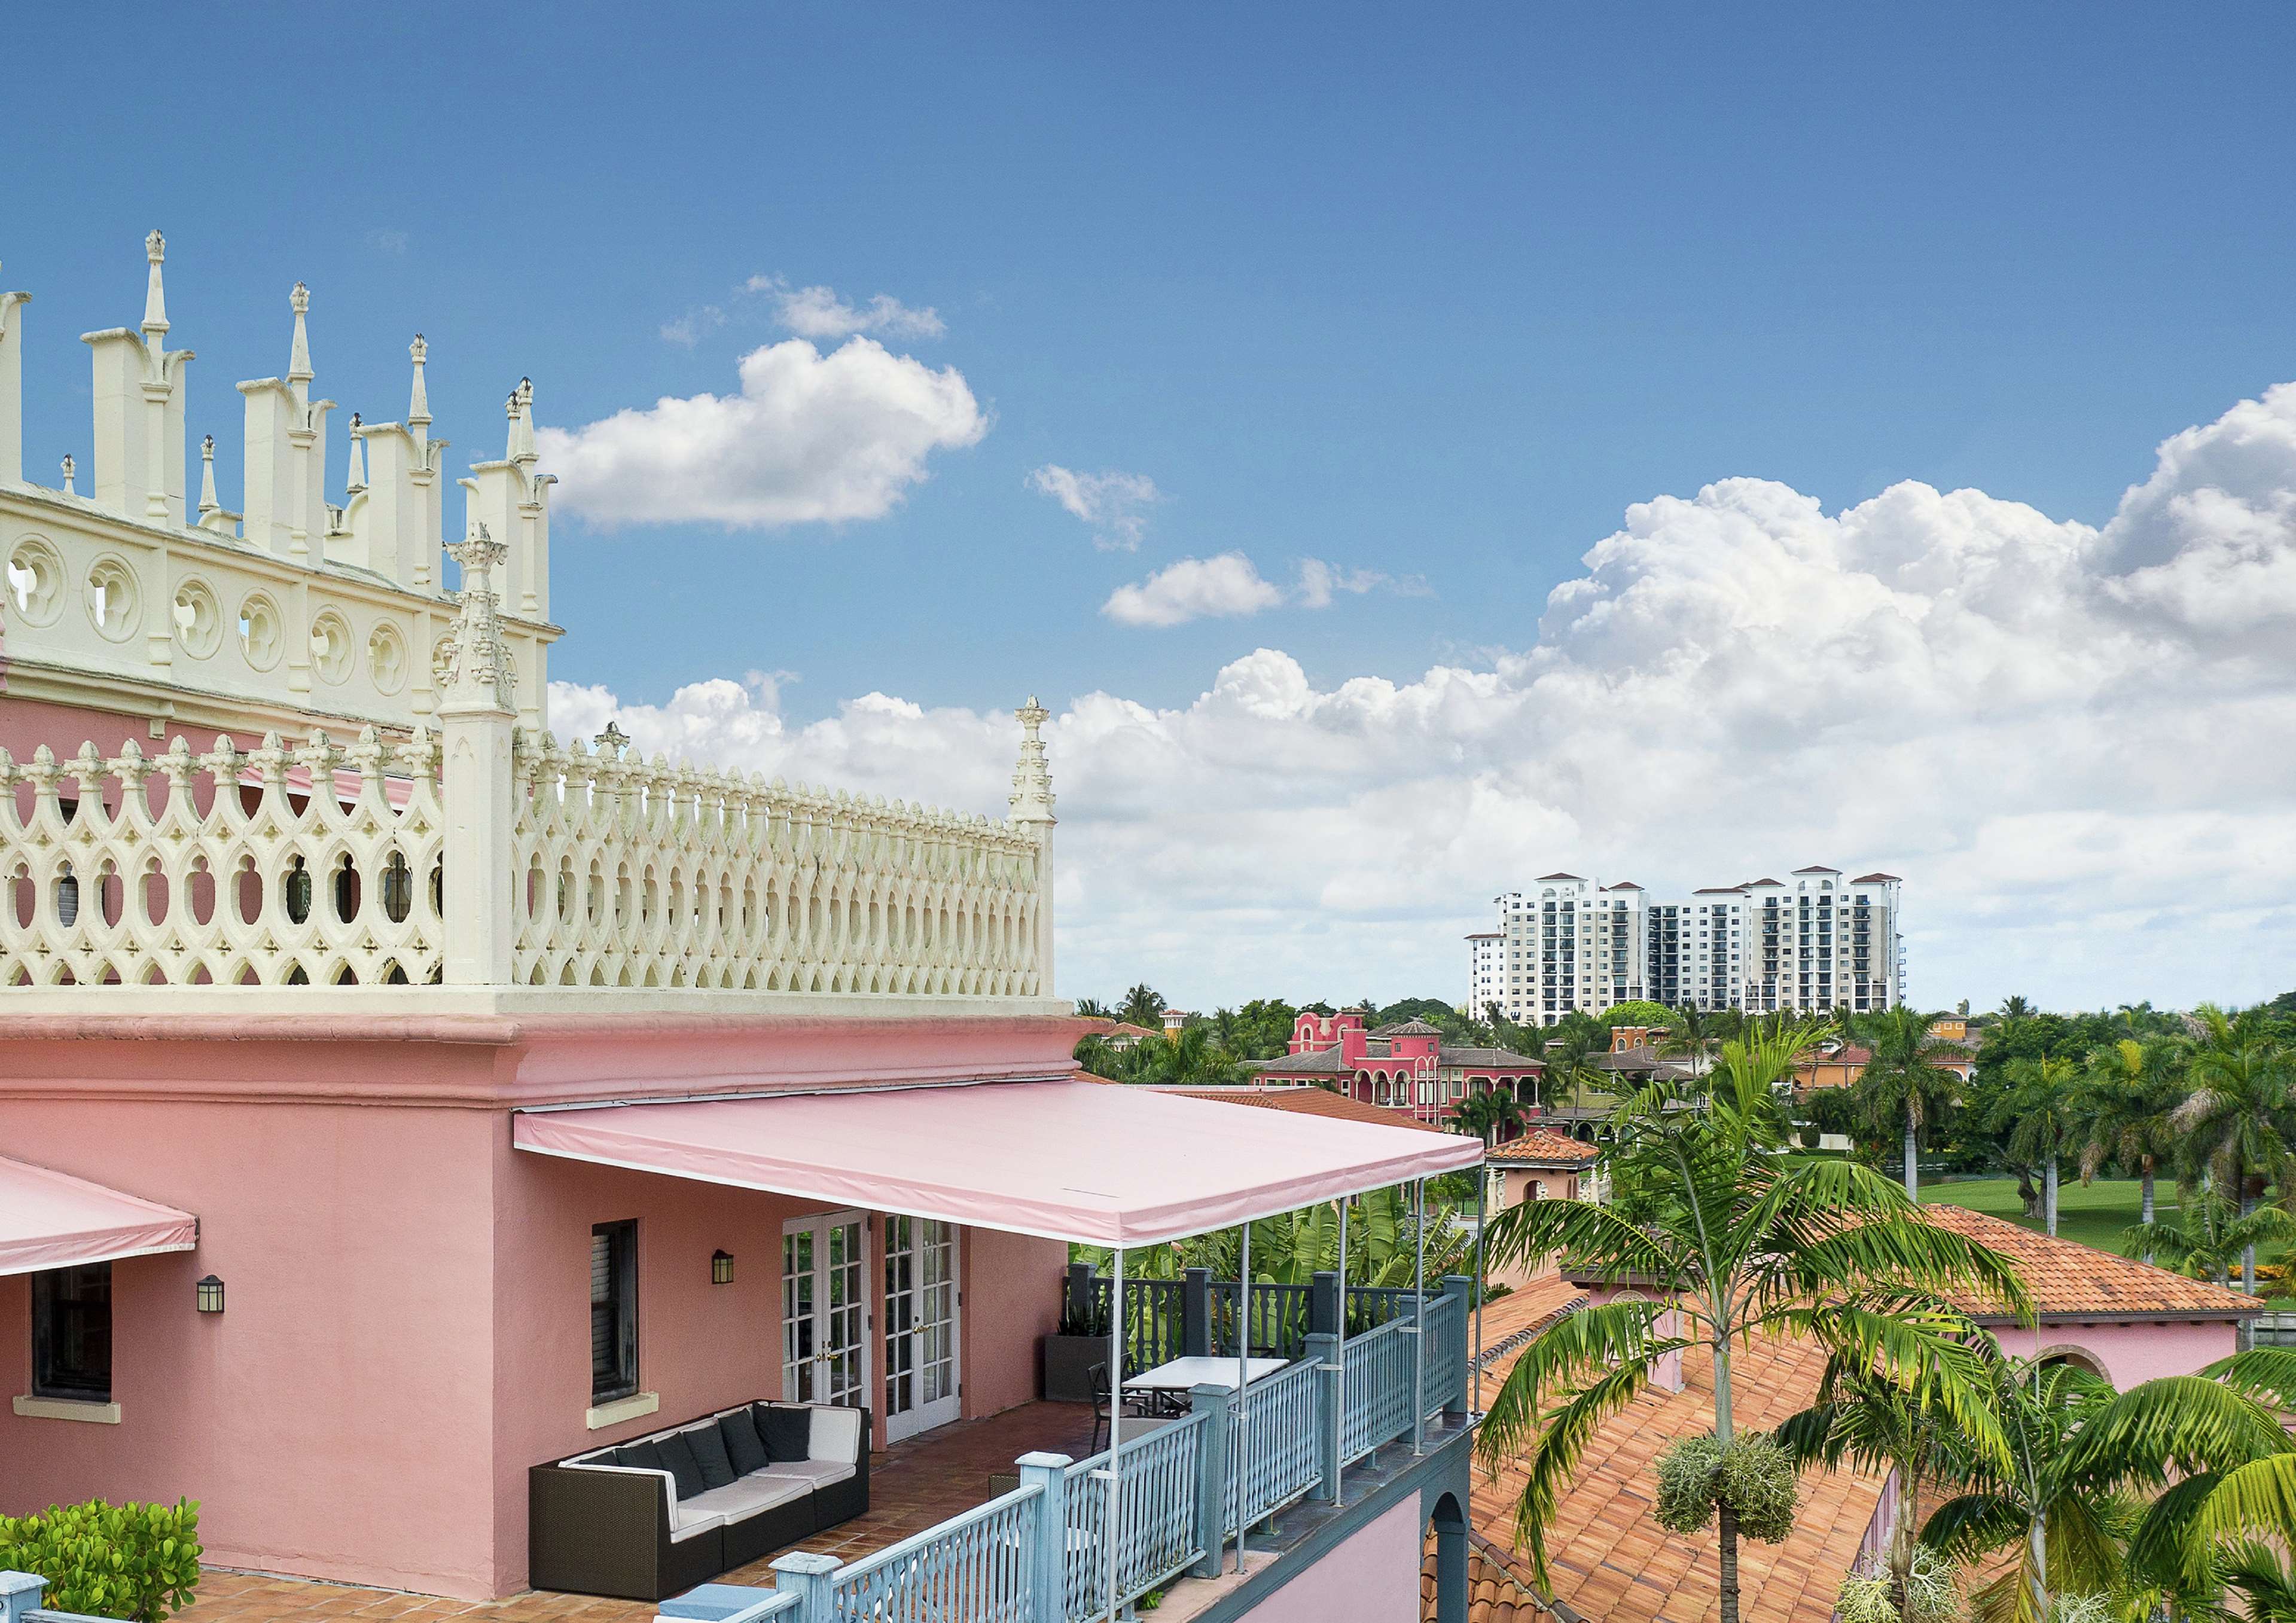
[1990,1319,2239,1386]
[1236,1494,1422,1623]
[0,1016,1078,1600]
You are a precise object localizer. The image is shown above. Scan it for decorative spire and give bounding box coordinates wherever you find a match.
[437,524,516,712]
[345,413,367,493]
[505,378,538,463]
[287,282,313,391]
[407,334,431,440]
[1008,695,1056,822]
[60,453,76,496]
[593,720,630,758]
[141,230,168,339]
[197,435,219,520]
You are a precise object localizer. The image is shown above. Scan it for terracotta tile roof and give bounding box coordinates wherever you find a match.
[1488,1129,1600,1166]
[1919,1204,2262,1321]
[1472,1274,1590,1372]
[1425,1530,1547,1623]
[1147,1083,1458,1134]
[1104,1021,1163,1039]
[1852,872,1901,883]
[1472,1328,1887,1623]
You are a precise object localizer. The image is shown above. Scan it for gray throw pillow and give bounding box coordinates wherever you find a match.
[755,1402,813,1462]
[719,1410,770,1476]
[654,1430,707,1500]
[686,1422,737,1490]
[615,1439,666,1474]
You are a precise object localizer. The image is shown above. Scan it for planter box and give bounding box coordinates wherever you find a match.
[1042,1334,1102,1403]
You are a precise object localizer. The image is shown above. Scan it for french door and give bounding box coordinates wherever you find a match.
[782,1212,868,1410]
[882,1215,961,1441]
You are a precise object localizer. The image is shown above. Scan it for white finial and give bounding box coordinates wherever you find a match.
[407,334,431,434]
[141,229,168,337]
[1009,695,1056,822]
[346,413,367,493]
[438,524,516,711]
[197,435,219,519]
[288,282,312,386]
[507,377,537,463]
[60,453,76,495]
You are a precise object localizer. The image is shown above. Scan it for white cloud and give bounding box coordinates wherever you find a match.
[539,337,988,529]
[660,306,725,347]
[1102,553,1286,627]
[547,382,2296,1014]
[1027,465,1161,551]
[746,276,945,341]
[1100,553,1425,625]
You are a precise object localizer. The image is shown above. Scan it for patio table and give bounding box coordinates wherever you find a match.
[1123,1356,1288,1414]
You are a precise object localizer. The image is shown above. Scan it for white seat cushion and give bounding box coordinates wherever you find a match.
[685,1473,811,1524]
[808,1405,865,1464]
[670,1509,725,1542]
[758,1458,856,1490]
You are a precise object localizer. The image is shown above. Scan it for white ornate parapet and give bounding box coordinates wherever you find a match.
[0,727,446,987]
[2,703,1055,998]
[508,733,1046,996]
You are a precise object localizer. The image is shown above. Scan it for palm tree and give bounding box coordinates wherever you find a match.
[1776,1353,1969,1623]
[1454,1088,1525,1147]
[2124,1189,2296,1288]
[1074,996,1114,1019]
[1660,1003,1722,1074]
[2077,1038,2186,1252]
[1922,1349,2295,1623]
[2175,1006,2296,1293]
[1850,1006,1967,1199]
[1480,1016,2029,1623]
[1118,983,1167,1030]
[1999,994,2035,1020]
[2004,1055,2080,1235]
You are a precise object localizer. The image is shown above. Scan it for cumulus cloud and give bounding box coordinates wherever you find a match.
[1027,465,1162,551]
[1102,553,1286,626]
[547,383,2296,1012]
[746,276,945,341]
[539,337,987,529]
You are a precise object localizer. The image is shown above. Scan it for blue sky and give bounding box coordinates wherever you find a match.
[15,5,2296,1011]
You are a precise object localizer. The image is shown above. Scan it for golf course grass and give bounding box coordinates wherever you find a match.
[1919,1174,2168,1256]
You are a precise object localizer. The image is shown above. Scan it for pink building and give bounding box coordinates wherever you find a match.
[0,239,1484,1623]
[1245,1008,1543,1127]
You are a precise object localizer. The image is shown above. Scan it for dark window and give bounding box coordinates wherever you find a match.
[33,1262,112,1401]
[590,1220,638,1402]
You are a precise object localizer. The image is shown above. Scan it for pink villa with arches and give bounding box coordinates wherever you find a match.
[1243,1006,1545,1126]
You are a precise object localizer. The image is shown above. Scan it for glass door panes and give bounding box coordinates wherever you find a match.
[883,1215,960,1441]
[782,1212,867,1408]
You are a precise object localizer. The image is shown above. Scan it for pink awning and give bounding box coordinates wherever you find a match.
[0,1156,199,1277]
[513,1078,1483,1246]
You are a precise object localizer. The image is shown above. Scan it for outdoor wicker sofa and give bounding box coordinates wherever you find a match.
[529,1401,871,1600]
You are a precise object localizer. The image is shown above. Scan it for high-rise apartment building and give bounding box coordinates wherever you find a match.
[1469,868,1905,1026]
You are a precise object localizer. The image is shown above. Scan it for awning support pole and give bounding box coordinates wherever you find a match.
[1474,1163,1487,1415]
[1411,1176,1426,1457]
[1234,1219,1251,1575]
[1106,1246,1123,1623]
[1334,1197,1348,1509]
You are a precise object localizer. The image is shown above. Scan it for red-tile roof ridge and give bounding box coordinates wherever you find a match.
[1487,1129,1600,1166]
[1919,1204,2261,1320]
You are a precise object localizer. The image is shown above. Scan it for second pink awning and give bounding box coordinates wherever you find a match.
[514,1078,1483,1246]
[0,1155,199,1277]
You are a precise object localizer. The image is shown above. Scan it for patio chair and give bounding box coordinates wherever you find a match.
[1089,1362,1167,1454]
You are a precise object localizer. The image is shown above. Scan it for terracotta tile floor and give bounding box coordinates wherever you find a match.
[176,1402,1106,1623]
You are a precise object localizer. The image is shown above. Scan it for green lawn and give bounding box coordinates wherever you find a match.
[1919,1174,2169,1257]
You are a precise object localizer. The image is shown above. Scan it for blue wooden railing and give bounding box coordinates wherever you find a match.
[1069,1265,1417,1369]
[766,1275,1474,1623]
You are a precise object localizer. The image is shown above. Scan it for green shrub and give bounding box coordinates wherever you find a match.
[0,1499,202,1623]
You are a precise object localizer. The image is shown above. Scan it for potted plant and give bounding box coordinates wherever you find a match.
[1042,1295,1109,1403]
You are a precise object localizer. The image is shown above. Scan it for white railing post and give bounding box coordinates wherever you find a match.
[437,528,518,985]
[1017,1451,1070,1623]
[1007,695,1056,1000]
[770,1551,838,1623]
[0,1572,47,1623]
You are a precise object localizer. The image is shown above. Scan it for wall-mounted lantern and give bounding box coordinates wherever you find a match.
[711,1250,734,1286]
[195,1275,225,1314]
